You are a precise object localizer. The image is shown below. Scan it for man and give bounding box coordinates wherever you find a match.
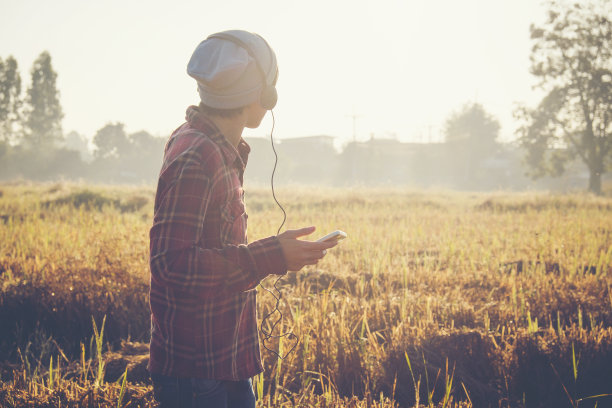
[148,30,336,408]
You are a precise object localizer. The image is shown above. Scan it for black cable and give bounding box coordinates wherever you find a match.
[259,110,298,360]
[269,111,286,236]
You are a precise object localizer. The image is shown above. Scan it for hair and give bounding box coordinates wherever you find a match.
[198,102,244,118]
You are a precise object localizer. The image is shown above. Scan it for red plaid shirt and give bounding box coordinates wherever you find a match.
[148,106,287,380]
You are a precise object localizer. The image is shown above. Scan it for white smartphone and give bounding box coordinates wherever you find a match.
[316,230,347,243]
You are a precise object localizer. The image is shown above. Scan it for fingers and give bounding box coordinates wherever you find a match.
[277,227,342,271]
[321,240,338,249]
[303,246,331,265]
[281,226,316,239]
[285,245,327,270]
[303,252,325,266]
[301,239,338,251]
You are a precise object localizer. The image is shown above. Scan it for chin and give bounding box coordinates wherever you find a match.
[246,118,264,129]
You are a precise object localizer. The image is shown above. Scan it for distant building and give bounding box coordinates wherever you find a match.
[276,135,337,185]
[243,135,337,186]
[243,135,600,191]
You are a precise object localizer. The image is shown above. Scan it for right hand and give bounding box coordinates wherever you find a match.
[277,226,338,271]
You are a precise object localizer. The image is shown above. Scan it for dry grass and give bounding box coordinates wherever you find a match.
[0,182,611,407]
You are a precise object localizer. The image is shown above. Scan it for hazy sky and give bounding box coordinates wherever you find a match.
[1,0,550,146]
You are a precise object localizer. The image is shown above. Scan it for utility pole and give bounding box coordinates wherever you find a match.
[346,108,363,143]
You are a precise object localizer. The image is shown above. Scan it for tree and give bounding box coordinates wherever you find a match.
[445,102,500,151]
[93,122,130,160]
[444,102,501,188]
[517,1,612,194]
[0,56,22,143]
[129,130,158,157]
[125,130,167,181]
[63,130,92,162]
[23,51,64,150]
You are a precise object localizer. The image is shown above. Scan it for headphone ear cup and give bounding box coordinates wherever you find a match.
[260,85,277,110]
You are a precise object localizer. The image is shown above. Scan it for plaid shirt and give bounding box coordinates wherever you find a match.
[148,106,287,380]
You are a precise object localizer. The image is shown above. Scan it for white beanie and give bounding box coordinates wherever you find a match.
[186,30,278,109]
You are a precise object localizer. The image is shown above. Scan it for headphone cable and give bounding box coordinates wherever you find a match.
[259,110,299,360]
[269,111,286,235]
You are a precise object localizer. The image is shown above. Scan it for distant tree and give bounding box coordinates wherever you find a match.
[63,130,92,162]
[0,56,22,144]
[443,102,501,188]
[516,1,612,194]
[22,51,64,150]
[93,122,130,159]
[0,139,7,166]
[445,102,500,152]
[129,130,158,156]
[124,130,166,181]
[90,125,166,182]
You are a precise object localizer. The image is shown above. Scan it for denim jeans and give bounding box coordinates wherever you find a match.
[150,373,256,408]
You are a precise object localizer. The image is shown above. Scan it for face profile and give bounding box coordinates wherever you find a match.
[245,101,268,129]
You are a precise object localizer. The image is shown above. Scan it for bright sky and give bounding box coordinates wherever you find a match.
[1,0,549,147]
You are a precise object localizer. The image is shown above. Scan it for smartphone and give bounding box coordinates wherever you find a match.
[316,230,347,243]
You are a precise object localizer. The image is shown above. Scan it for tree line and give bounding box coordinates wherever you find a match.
[0,52,66,150]
[0,52,167,183]
[0,0,610,192]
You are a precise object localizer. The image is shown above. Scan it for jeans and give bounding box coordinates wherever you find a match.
[151,373,256,408]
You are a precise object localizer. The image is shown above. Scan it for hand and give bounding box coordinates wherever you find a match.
[277,226,338,271]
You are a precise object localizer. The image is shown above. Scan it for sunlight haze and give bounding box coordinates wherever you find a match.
[0,0,547,146]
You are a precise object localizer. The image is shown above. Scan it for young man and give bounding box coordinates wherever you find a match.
[148,30,336,408]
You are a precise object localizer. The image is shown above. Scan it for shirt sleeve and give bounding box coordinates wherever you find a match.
[149,152,287,297]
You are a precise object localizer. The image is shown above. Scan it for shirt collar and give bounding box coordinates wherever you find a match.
[185,106,250,170]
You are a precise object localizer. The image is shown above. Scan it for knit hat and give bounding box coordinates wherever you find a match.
[187,30,278,109]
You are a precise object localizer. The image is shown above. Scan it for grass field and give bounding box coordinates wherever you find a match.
[0,182,611,407]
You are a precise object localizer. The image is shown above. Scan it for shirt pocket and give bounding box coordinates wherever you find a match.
[220,198,248,246]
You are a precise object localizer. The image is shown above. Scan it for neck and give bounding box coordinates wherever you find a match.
[207,114,247,148]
